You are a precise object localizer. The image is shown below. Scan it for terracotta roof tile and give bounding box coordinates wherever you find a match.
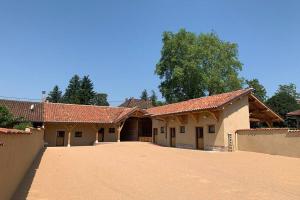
[43,103,134,123]
[119,98,153,109]
[0,99,43,122]
[287,109,300,116]
[147,89,253,116]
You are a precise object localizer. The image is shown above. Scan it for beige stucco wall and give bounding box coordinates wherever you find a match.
[44,123,118,146]
[223,95,250,150]
[152,95,250,151]
[236,129,300,158]
[152,113,225,150]
[0,128,44,200]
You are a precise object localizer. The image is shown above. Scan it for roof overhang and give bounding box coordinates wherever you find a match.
[249,94,284,122]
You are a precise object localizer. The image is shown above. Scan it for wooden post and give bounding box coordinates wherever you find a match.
[67,130,71,147]
[93,124,99,145]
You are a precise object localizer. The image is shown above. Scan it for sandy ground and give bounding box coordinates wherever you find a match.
[13,142,300,200]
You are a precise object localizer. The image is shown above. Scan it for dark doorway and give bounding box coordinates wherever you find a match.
[120,117,152,141]
[98,128,104,142]
[170,128,176,147]
[195,127,204,150]
[56,131,65,146]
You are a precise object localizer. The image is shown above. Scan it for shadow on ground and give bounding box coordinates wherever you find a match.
[12,148,46,200]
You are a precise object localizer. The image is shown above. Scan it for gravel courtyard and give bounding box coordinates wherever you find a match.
[14,142,300,200]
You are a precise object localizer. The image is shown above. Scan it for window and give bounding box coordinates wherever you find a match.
[109,128,115,133]
[153,128,158,135]
[75,131,82,137]
[208,125,216,134]
[180,126,185,133]
[160,127,165,133]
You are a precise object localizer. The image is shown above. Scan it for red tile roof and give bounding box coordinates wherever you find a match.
[119,98,153,109]
[287,109,300,116]
[0,128,29,134]
[43,103,135,123]
[147,89,253,116]
[0,99,43,122]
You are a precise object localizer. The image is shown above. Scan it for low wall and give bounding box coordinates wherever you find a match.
[139,136,152,142]
[236,128,300,158]
[0,128,44,200]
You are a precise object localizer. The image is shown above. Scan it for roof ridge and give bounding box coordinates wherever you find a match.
[43,102,115,108]
[0,98,40,104]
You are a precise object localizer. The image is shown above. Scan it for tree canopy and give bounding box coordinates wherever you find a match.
[266,86,300,118]
[246,79,267,101]
[46,85,62,103]
[155,29,243,103]
[47,75,109,106]
[150,90,158,106]
[140,89,149,100]
[277,83,300,99]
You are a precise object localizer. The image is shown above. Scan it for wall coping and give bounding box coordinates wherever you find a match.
[0,127,43,135]
[236,128,289,132]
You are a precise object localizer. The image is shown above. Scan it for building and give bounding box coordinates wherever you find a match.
[287,110,300,129]
[0,88,283,150]
[147,88,282,151]
[119,97,153,109]
[0,99,43,127]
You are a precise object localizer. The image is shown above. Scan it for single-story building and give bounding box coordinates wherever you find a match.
[0,88,283,150]
[287,110,300,129]
[147,88,283,151]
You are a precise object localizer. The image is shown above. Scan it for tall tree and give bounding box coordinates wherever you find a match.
[246,79,267,101]
[79,75,95,105]
[46,85,62,103]
[150,90,158,106]
[277,83,300,99]
[90,93,109,106]
[63,75,81,104]
[267,92,299,118]
[155,29,243,103]
[140,89,149,100]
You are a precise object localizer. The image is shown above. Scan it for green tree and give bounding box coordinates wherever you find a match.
[150,90,158,106]
[266,92,300,118]
[140,89,149,100]
[79,75,95,105]
[277,83,299,99]
[46,85,62,103]
[246,79,267,101]
[155,29,243,103]
[0,106,15,128]
[90,93,109,106]
[63,75,81,104]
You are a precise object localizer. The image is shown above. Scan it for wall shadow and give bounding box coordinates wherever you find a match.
[12,147,46,200]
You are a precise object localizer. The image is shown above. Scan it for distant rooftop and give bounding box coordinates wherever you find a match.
[119,98,153,109]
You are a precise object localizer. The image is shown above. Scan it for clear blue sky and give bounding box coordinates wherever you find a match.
[0,0,299,105]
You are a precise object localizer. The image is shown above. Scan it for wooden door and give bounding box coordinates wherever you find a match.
[56,131,65,146]
[170,128,176,147]
[98,128,104,142]
[153,128,158,144]
[195,127,204,150]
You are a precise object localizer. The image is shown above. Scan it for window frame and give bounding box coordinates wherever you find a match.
[160,127,165,134]
[109,128,115,134]
[208,125,216,134]
[74,131,83,138]
[179,126,185,133]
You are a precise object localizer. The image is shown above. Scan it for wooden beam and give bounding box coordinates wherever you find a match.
[191,113,200,123]
[175,115,188,125]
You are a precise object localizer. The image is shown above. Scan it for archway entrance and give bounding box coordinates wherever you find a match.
[120,117,152,141]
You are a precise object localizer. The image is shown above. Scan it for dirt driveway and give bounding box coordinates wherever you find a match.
[13,142,300,200]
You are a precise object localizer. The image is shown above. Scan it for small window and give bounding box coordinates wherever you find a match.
[109,128,115,133]
[153,128,158,135]
[75,131,82,137]
[180,126,185,133]
[208,125,216,134]
[160,127,165,133]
